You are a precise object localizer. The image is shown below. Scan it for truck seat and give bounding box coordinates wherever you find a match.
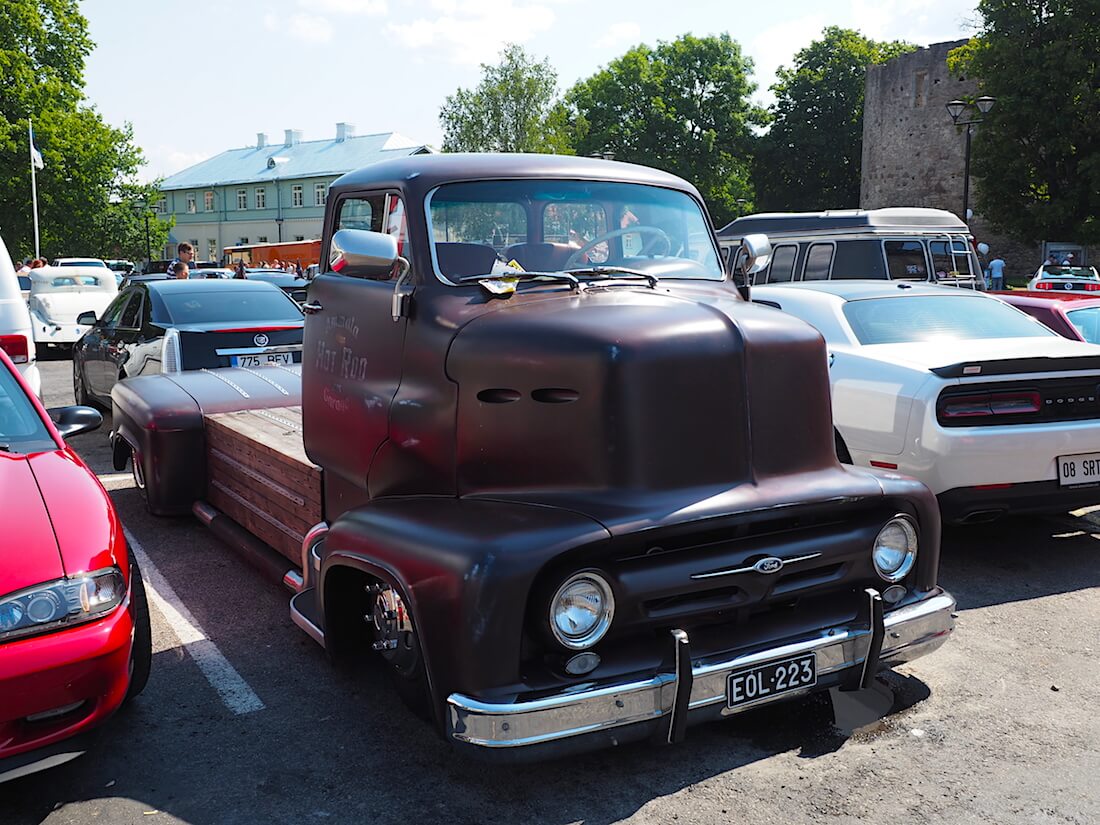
[435,243,499,278]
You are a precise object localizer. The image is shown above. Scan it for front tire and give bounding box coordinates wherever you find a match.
[73,358,94,407]
[124,554,152,702]
[368,583,432,720]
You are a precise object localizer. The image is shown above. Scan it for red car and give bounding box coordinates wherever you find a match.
[992,291,1100,344]
[0,348,151,782]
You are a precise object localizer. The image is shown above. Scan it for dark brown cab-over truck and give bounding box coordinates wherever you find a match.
[111,153,954,759]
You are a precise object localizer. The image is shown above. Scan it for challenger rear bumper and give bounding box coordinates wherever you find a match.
[446,588,954,756]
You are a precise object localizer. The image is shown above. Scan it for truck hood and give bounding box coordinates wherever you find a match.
[447,286,846,530]
[0,453,64,596]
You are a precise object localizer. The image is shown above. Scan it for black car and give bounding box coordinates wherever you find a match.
[245,269,310,304]
[72,279,304,407]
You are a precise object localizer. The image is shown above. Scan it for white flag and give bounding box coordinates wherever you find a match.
[29,124,44,170]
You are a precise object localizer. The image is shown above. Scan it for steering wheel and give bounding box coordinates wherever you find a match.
[565,226,672,268]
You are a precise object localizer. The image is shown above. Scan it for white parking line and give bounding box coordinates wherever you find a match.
[125,527,266,716]
[97,472,133,484]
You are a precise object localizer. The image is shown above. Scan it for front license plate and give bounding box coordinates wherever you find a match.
[727,653,817,709]
[231,353,293,368]
[1057,452,1100,486]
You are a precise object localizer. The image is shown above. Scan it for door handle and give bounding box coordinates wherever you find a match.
[303,301,324,314]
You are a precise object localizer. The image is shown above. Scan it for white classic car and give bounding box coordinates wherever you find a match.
[753,281,1100,523]
[28,266,118,347]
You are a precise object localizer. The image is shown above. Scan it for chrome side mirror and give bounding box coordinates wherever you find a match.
[739,233,772,277]
[329,229,400,279]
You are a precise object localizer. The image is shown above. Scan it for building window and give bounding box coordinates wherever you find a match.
[207,239,217,260]
[204,191,214,212]
[255,187,266,209]
[239,237,249,245]
[294,235,305,242]
[237,189,248,210]
[188,239,199,253]
[258,236,268,243]
[292,185,303,208]
[314,183,327,206]
[186,193,196,214]
[155,197,167,213]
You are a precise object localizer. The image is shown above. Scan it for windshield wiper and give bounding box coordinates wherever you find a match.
[566,267,659,288]
[459,271,581,292]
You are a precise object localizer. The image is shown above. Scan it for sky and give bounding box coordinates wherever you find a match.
[80,0,981,182]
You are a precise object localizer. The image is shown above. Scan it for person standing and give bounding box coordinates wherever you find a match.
[988,255,1006,291]
[166,241,195,274]
[171,261,189,279]
[234,259,247,279]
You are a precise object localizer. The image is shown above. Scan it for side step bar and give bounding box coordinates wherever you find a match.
[192,500,300,592]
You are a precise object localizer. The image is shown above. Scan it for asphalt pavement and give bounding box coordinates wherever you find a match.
[2,352,1099,825]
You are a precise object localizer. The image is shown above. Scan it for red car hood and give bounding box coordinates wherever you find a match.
[0,448,119,597]
[0,453,64,595]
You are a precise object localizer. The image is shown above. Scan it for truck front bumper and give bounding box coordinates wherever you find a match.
[446,588,954,756]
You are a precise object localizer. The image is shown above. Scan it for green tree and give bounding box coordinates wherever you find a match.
[565,34,764,227]
[753,27,914,213]
[440,44,572,154]
[949,2,1100,244]
[0,0,166,260]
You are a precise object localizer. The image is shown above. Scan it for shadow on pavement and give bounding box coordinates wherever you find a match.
[941,514,1100,611]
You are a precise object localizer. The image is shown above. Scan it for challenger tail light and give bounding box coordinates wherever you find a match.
[0,334,29,364]
[939,390,1041,420]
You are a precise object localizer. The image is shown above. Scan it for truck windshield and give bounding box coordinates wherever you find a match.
[843,295,1056,345]
[427,180,723,283]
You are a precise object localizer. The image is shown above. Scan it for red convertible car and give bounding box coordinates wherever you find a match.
[992,291,1100,344]
[0,348,151,782]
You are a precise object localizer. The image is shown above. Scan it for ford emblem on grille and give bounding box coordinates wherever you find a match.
[254,333,270,347]
[754,557,784,574]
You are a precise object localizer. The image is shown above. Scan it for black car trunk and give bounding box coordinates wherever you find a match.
[172,322,304,370]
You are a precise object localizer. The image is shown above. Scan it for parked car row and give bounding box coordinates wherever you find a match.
[1,153,1096,776]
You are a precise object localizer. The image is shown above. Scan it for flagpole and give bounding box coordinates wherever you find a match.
[29,119,41,259]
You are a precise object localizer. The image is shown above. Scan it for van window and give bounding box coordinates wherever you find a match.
[765,245,797,283]
[930,240,975,280]
[885,241,928,280]
[803,243,834,280]
[832,240,887,279]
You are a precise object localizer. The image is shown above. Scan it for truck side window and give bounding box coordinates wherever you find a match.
[803,243,834,280]
[885,240,928,280]
[765,245,797,283]
[336,196,386,234]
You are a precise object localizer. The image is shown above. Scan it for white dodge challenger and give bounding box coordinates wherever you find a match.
[752,281,1100,523]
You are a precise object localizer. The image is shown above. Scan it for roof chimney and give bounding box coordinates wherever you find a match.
[336,122,355,142]
[257,132,268,149]
[284,129,303,147]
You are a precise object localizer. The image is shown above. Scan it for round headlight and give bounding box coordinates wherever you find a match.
[873,517,918,582]
[549,572,615,650]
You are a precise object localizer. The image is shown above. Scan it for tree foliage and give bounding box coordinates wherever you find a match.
[440,44,572,154]
[0,0,168,261]
[753,27,914,213]
[949,1,1100,244]
[565,34,764,227]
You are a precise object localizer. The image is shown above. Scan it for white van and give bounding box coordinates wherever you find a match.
[0,235,40,396]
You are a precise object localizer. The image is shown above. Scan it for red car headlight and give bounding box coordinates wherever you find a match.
[0,568,125,643]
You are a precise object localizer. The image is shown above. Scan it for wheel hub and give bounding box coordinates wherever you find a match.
[369,585,418,675]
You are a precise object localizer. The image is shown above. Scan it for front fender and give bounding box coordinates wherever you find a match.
[320,497,610,701]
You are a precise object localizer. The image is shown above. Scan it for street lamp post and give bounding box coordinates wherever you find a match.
[134,198,152,266]
[946,95,996,221]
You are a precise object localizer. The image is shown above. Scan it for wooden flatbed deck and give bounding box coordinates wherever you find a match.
[204,406,321,563]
